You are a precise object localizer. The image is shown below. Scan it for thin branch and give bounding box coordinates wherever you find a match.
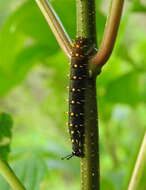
[0,159,26,190]
[90,0,124,75]
[35,0,72,58]
[128,132,146,190]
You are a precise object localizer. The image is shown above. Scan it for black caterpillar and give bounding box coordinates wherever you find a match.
[63,37,89,160]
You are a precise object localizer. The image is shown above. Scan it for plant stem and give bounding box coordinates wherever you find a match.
[76,0,97,46]
[35,0,72,58]
[0,158,26,190]
[128,132,146,190]
[91,0,124,75]
[76,0,99,189]
[81,77,99,190]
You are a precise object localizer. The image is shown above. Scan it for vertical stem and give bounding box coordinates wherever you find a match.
[76,0,97,46]
[81,77,99,190]
[76,0,99,189]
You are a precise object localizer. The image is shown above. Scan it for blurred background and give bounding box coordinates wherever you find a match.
[0,0,146,189]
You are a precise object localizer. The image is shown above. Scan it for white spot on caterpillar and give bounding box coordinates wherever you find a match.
[72,76,77,79]
[73,64,78,68]
[71,88,76,92]
[92,173,95,176]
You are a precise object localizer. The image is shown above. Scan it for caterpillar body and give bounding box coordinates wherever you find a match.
[64,37,89,159]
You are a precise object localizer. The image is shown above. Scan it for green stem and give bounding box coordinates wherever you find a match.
[76,0,99,189]
[76,0,97,46]
[0,158,26,190]
[128,132,146,190]
[81,77,99,190]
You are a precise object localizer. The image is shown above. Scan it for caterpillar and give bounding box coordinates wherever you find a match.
[63,37,89,160]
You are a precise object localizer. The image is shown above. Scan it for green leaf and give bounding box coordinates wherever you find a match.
[0,44,49,96]
[0,1,60,96]
[105,72,141,105]
[0,1,58,50]
[11,156,48,190]
[132,1,146,13]
[101,177,116,190]
[96,11,106,43]
[0,113,13,161]
[51,0,76,38]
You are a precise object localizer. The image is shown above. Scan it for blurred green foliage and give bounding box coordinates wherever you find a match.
[0,113,13,160]
[0,0,146,189]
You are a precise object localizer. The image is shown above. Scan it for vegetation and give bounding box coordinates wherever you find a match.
[0,0,146,189]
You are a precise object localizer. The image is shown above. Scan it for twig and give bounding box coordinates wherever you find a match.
[0,158,26,190]
[90,0,125,75]
[35,0,72,58]
[128,132,146,190]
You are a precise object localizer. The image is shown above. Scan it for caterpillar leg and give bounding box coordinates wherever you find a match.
[61,152,75,160]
